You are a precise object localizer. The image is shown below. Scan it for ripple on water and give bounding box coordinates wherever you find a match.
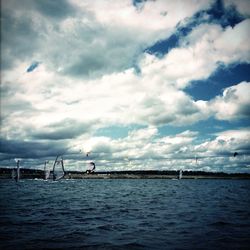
[0,179,250,250]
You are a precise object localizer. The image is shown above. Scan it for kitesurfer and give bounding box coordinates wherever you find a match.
[233,152,238,157]
[86,162,95,174]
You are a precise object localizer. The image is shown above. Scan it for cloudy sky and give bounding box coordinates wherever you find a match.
[1,0,250,173]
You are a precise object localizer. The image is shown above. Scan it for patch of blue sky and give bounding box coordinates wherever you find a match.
[145,33,179,57]
[185,63,250,101]
[132,0,146,8]
[94,124,145,139]
[206,0,244,28]
[145,0,244,57]
[158,117,249,142]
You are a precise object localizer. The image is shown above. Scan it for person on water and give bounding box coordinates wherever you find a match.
[86,162,95,174]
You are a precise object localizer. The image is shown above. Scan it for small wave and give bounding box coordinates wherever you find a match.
[97,224,114,231]
[209,221,232,227]
[119,242,145,249]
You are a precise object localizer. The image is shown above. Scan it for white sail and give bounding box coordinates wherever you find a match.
[11,169,15,179]
[178,170,182,180]
[44,161,50,180]
[52,156,65,181]
[17,162,20,181]
[45,169,50,180]
[13,159,21,182]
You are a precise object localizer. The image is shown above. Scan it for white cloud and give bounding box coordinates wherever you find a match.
[193,128,250,172]
[210,82,250,120]
[71,0,212,31]
[1,0,213,78]
[63,127,250,172]
[0,0,218,140]
[214,19,250,63]
[140,19,250,89]
[1,16,249,141]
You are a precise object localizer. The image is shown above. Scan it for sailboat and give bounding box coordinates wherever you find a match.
[52,155,66,181]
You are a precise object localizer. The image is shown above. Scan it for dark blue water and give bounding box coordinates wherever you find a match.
[0,179,250,250]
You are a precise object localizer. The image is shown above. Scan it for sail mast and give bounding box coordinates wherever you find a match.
[52,155,59,181]
[61,156,65,173]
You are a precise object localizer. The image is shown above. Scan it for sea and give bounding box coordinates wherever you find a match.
[0,179,250,250]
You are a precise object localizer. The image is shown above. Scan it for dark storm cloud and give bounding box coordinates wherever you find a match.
[32,119,92,140]
[64,55,107,77]
[235,143,250,153]
[0,98,35,124]
[0,138,67,160]
[0,10,39,69]
[1,0,76,70]
[0,82,36,121]
[58,28,138,78]
[33,128,84,141]
[238,104,250,119]
[33,0,76,19]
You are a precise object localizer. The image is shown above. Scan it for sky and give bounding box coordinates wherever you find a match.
[0,0,250,173]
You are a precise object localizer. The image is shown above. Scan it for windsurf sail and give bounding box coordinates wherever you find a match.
[11,169,15,179]
[13,160,20,182]
[52,156,65,181]
[178,169,182,180]
[44,161,50,180]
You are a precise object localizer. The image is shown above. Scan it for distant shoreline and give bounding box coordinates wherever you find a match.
[1,168,250,180]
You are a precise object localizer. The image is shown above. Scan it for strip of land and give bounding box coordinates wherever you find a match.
[0,168,250,179]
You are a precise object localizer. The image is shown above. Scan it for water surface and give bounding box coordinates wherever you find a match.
[1,179,250,249]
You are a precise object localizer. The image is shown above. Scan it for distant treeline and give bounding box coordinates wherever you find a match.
[96,170,250,178]
[0,168,249,178]
[0,168,44,179]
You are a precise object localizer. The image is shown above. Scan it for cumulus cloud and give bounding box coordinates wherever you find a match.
[1,0,213,78]
[0,138,68,161]
[140,19,250,89]
[31,119,94,140]
[193,128,250,172]
[64,127,250,172]
[210,82,250,120]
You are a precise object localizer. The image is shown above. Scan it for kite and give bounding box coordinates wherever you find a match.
[233,152,238,157]
[26,61,40,73]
